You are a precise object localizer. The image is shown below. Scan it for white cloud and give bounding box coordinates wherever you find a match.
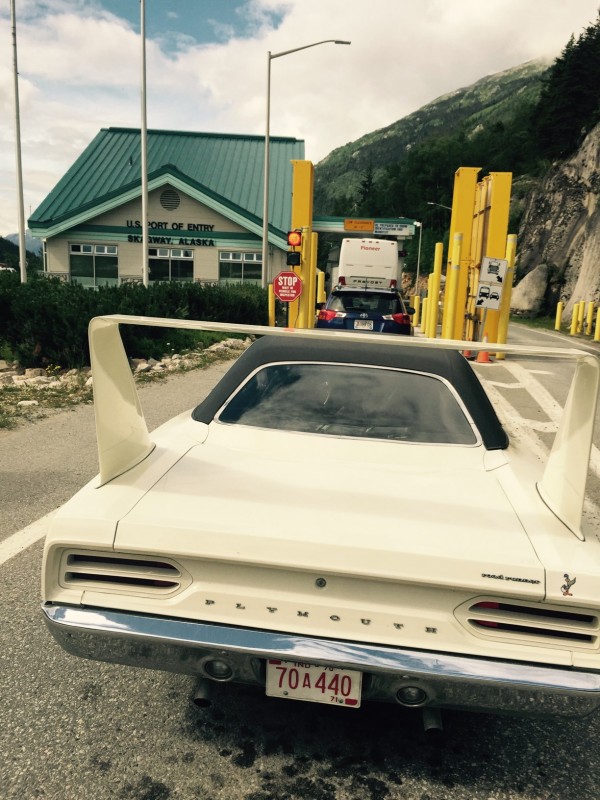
[1,0,599,235]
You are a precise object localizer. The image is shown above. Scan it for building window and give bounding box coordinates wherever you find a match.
[70,244,118,288]
[219,251,262,285]
[148,247,193,282]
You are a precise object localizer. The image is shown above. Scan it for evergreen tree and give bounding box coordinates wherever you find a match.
[534,14,600,158]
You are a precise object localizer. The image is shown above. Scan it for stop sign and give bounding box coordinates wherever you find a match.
[273,270,303,302]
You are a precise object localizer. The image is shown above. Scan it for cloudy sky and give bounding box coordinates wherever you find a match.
[1,0,599,236]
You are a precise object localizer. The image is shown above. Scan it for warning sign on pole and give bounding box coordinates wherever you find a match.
[475,257,507,311]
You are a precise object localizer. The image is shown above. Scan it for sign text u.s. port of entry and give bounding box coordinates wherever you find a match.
[273,270,303,303]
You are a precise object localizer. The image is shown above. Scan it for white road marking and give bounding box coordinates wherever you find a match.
[478,363,600,523]
[482,361,600,480]
[0,510,55,567]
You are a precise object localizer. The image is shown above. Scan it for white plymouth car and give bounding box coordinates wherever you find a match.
[42,315,600,720]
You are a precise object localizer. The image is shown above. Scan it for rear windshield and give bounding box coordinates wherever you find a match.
[328,292,402,314]
[217,363,478,445]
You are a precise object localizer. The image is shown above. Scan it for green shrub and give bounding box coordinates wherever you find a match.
[0,275,268,368]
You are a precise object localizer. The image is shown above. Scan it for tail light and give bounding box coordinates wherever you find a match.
[390,279,397,289]
[337,276,346,285]
[392,313,411,325]
[318,309,345,321]
[472,600,500,627]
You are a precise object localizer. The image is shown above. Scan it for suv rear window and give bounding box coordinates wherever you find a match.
[328,291,402,314]
[217,363,478,444]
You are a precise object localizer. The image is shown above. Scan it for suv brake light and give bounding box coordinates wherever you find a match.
[392,313,411,325]
[318,309,345,321]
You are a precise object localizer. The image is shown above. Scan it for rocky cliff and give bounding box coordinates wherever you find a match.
[511,122,600,320]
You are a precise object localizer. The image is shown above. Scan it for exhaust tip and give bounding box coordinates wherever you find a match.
[192,678,213,709]
[396,685,428,707]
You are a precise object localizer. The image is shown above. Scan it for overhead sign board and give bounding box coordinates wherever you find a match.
[344,219,374,232]
[374,222,415,236]
[475,256,507,311]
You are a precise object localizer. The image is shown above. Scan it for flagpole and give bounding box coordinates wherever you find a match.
[140,0,149,287]
[10,0,27,283]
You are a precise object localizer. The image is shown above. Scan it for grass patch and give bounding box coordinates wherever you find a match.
[510,315,557,331]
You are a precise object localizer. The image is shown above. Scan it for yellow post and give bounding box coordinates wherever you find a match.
[443,167,481,340]
[413,295,421,327]
[442,233,463,339]
[316,269,326,304]
[420,297,428,331]
[268,284,275,326]
[595,308,600,342]
[289,160,314,329]
[577,300,585,333]
[586,301,595,335]
[303,231,318,329]
[426,242,444,338]
[495,233,517,360]
[555,301,564,331]
[482,173,513,344]
[570,305,579,336]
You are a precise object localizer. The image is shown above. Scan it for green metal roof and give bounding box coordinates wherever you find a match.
[29,127,304,242]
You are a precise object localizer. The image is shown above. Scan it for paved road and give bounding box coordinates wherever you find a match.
[2,329,600,800]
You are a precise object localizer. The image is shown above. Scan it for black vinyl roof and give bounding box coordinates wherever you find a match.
[192,336,509,450]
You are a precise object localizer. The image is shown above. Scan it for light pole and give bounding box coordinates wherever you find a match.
[261,39,351,288]
[426,201,452,211]
[414,221,423,297]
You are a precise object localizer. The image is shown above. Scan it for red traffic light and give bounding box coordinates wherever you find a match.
[287,230,302,248]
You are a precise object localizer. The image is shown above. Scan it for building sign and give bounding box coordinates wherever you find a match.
[344,219,374,232]
[128,235,215,245]
[126,220,216,231]
[125,219,216,246]
[475,256,507,311]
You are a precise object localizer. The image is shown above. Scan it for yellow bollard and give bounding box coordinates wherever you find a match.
[268,285,275,327]
[426,243,444,339]
[555,301,564,331]
[595,308,600,342]
[442,233,463,339]
[421,297,428,331]
[413,295,421,327]
[316,269,326,304]
[586,301,595,335]
[570,305,579,336]
[577,300,585,333]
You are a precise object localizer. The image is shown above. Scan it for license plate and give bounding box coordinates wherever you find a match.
[354,320,373,330]
[266,659,362,707]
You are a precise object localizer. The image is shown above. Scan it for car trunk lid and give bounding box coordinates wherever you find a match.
[114,424,544,597]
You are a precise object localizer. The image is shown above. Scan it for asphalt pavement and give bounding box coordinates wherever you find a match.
[2,330,600,799]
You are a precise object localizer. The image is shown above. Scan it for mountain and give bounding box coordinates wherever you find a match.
[314,59,551,214]
[510,120,600,319]
[5,230,43,255]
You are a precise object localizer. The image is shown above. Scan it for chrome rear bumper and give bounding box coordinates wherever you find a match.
[42,603,600,716]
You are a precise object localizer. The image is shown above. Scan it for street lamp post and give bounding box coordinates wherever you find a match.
[426,201,452,211]
[414,221,423,296]
[261,39,351,288]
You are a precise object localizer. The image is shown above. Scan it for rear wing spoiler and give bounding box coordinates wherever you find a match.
[89,315,599,539]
